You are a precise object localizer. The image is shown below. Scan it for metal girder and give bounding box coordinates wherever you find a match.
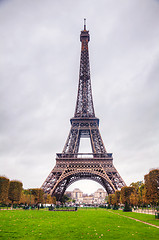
[41,21,126,199]
[45,163,117,201]
[74,28,95,118]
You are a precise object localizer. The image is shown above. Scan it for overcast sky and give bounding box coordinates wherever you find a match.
[0,0,159,194]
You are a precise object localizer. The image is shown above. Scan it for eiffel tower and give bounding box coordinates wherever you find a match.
[42,20,126,200]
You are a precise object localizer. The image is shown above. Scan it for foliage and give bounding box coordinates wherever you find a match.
[130,181,143,190]
[139,183,147,205]
[8,181,23,204]
[105,195,108,202]
[123,202,132,212]
[20,189,34,205]
[120,186,134,205]
[52,196,56,204]
[30,188,44,204]
[129,181,143,206]
[130,189,139,206]
[0,176,10,204]
[114,190,120,205]
[61,194,70,204]
[108,194,115,205]
[144,169,159,205]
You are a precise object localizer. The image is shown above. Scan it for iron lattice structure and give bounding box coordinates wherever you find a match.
[42,21,126,200]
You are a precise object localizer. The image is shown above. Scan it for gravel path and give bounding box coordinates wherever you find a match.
[108,210,159,229]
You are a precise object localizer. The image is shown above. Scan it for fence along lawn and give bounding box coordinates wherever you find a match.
[0,208,159,239]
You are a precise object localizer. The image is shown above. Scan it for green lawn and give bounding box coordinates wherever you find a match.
[0,208,158,239]
[111,209,159,226]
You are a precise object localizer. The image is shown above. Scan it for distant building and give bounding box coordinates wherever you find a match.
[71,188,83,203]
[93,188,107,204]
[66,188,107,205]
[82,195,94,204]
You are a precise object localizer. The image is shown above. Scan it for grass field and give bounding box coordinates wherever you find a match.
[0,208,159,239]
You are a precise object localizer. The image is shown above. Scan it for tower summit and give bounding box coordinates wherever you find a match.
[74,18,94,118]
[42,21,126,200]
[84,18,86,30]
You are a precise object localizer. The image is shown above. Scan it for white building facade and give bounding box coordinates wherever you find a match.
[66,188,107,205]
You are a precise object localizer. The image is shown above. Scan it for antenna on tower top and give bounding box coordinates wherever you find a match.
[84,18,86,30]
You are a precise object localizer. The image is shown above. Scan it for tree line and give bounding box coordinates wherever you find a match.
[0,168,158,208]
[0,177,68,207]
[108,169,159,210]
[0,177,46,207]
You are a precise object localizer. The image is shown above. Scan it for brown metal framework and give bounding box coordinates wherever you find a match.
[42,20,126,200]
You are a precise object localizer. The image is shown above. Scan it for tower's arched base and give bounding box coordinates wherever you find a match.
[42,154,126,201]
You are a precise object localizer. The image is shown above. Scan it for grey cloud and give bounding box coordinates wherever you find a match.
[0,0,159,193]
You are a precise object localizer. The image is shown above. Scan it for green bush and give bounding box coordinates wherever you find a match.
[0,176,10,204]
[112,204,119,210]
[123,202,132,212]
[8,180,23,205]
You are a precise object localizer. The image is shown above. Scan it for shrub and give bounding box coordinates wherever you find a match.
[8,180,23,205]
[0,176,10,204]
